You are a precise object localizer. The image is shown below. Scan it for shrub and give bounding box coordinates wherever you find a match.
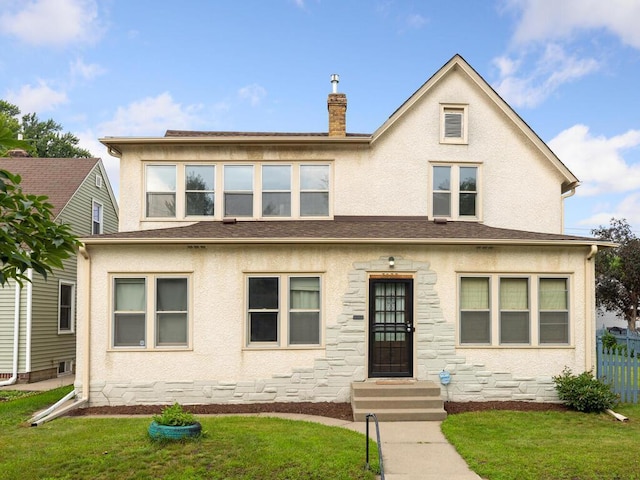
[552,367,618,413]
[152,403,197,426]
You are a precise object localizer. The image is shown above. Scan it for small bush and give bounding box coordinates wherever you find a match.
[152,403,197,426]
[552,367,618,413]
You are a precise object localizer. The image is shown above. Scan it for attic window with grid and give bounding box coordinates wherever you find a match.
[440,104,468,144]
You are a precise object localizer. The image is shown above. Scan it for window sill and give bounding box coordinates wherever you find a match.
[108,346,193,352]
[457,344,574,349]
[243,345,325,351]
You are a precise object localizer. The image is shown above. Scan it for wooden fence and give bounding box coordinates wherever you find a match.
[596,333,640,403]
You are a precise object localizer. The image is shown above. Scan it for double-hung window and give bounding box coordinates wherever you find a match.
[112,275,190,349]
[300,165,329,216]
[247,274,321,347]
[146,165,176,217]
[92,200,103,234]
[459,275,570,346]
[58,281,75,333]
[431,164,479,219]
[224,165,254,217]
[539,278,569,344]
[185,165,215,216]
[262,165,291,217]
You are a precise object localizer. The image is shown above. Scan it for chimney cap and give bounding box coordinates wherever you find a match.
[330,74,339,93]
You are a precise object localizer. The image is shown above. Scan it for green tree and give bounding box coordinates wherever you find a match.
[0,100,91,158]
[592,218,640,331]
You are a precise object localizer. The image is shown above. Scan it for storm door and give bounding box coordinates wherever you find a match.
[368,278,414,377]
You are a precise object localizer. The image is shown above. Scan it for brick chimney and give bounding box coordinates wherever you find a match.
[328,74,346,137]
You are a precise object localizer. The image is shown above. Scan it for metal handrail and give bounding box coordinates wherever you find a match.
[365,413,384,479]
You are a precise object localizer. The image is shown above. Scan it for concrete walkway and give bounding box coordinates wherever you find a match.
[2,376,482,479]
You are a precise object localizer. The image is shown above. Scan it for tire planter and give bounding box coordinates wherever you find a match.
[148,421,202,440]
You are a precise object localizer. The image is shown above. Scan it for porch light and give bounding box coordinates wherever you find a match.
[388,256,395,267]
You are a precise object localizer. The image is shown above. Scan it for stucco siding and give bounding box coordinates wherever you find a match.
[77,243,592,405]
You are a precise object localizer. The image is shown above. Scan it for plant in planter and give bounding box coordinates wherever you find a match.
[148,402,202,440]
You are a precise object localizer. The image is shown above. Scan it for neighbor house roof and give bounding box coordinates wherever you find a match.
[0,157,100,218]
[82,216,606,247]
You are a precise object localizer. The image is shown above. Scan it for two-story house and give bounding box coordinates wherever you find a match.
[76,55,604,414]
[0,155,118,384]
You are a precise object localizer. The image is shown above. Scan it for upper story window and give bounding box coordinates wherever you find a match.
[262,165,291,217]
[186,165,215,216]
[224,165,254,217]
[440,104,468,144]
[143,162,331,221]
[431,164,479,220]
[146,165,176,217]
[92,200,103,234]
[459,274,570,347]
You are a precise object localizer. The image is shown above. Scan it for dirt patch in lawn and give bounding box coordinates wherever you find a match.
[65,400,569,421]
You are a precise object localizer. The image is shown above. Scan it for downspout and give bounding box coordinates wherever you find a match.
[585,244,598,371]
[30,246,91,425]
[25,268,33,374]
[0,282,21,387]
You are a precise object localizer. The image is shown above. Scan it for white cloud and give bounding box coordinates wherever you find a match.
[6,80,68,113]
[549,124,640,196]
[493,44,599,108]
[98,92,202,136]
[578,192,640,229]
[238,84,267,107]
[510,0,640,49]
[405,13,427,30]
[70,58,106,81]
[0,0,102,47]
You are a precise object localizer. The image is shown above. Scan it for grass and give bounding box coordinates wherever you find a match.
[442,403,640,480]
[0,387,378,480]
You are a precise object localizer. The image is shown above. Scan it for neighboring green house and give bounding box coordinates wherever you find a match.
[0,155,118,384]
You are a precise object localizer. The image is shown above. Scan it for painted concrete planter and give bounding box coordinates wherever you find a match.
[148,421,202,440]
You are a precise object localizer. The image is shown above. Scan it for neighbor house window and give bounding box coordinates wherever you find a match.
[224,165,253,217]
[431,164,479,219]
[247,274,322,347]
[92,200,103,234]
[459,275,570,346]
[146,165,176,217]
[441,104,468,144]
[539,278,569,344]
[112,275,190,349]
[300,165,329,216]
[58,281,75,333]
[262,165,291,217]
[185,165,215,216]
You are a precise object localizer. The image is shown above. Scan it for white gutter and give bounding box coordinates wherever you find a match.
[561,184,578,233]
[25,268,32,373]
[0,281,21,387]
[585,244,598,371]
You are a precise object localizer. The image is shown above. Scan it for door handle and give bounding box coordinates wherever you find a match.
[405,323,415,333]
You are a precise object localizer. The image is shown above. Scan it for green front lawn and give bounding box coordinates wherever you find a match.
[0,387,378,480]
[442,404,640,480]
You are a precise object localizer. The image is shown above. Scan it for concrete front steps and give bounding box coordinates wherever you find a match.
[352,380,447,422]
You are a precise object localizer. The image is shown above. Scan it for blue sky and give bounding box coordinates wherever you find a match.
[1,0,639,236]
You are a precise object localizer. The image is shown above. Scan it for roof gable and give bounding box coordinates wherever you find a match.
[0,157,100,218]
[371,54,579,193]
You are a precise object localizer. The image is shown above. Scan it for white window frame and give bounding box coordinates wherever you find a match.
[142,162,332,221]
[458,274,571,347]
[95,174,103,188]
[92,199,103,235]
[440,104,468,144]
[430,163,481,220]
[58,280,75,334]
[111,274,192,350]
[245,273,323,348]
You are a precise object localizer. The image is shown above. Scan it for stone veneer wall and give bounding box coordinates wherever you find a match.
[87,256,558,406]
